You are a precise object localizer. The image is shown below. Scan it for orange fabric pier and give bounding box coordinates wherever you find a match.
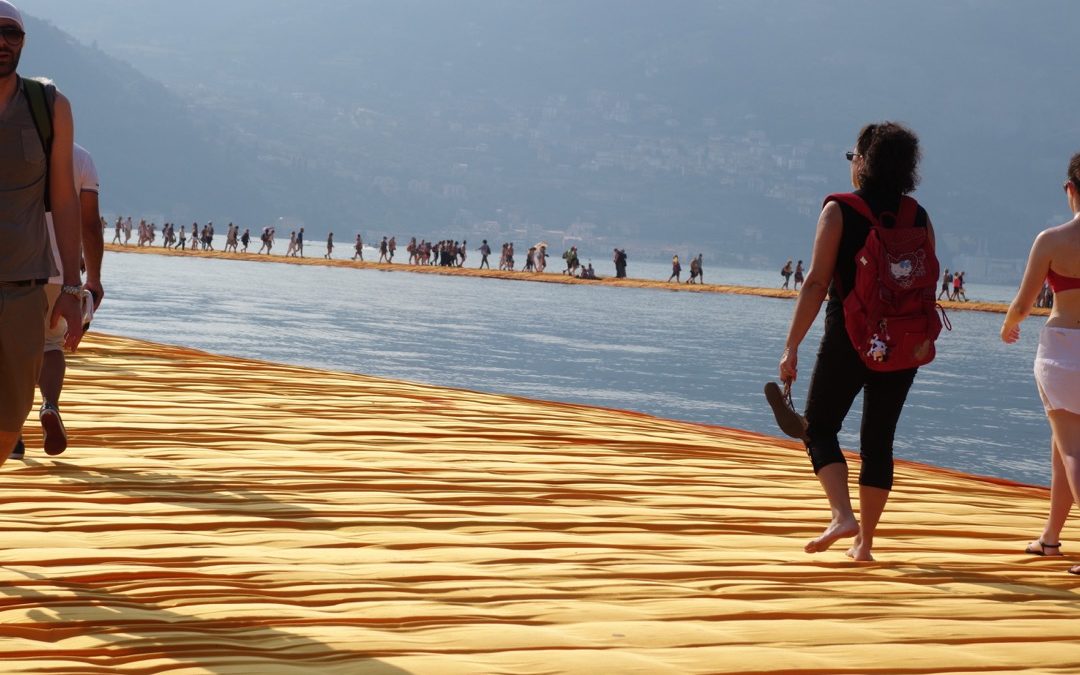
[2,333,1077,673]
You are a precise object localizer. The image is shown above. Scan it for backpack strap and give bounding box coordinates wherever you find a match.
[824,192,879,227]
[21,77,56,212]
[895,195,918,229]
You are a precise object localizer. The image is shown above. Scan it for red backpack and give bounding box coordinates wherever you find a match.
[826,193,948,372]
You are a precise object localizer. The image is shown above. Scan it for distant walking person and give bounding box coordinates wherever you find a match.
[379,236,389,262]
[296,227,305,257]
[779,122,937,562]
[613,248,628,278]
[240,228,250,252]
[952,270,966,301]
[780,259,794,289]
[324,231,333,259]
[667,254,682,283]
[938,268,953,300]
[478,239,491,269]
[353,233,364,260]
[1001,152,1080,574]
[686,253,703,284]
[794,260,805,291]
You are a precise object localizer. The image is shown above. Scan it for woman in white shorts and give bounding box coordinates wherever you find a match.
[1002,151,1080,574]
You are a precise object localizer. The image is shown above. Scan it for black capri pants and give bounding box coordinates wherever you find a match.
[803,301,918,490]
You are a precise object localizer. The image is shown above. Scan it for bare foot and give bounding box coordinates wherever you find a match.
[805,517,859,554]
[1069,565,1080,576]
[845,537,875,562]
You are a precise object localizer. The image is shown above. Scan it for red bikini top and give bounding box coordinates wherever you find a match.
[1048,268,1080,293]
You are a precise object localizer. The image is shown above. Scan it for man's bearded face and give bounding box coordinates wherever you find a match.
[0,22,22,78]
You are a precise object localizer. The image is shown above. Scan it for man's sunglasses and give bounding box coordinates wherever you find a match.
[0,26,25,46]
[845,151,861,161]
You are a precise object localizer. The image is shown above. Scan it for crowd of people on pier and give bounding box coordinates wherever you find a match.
[106,218,652,282]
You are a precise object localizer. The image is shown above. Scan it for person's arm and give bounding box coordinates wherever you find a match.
[47,93,84,350]
[80,188,104,308]
[778,202,844,383]
[1002,230,1052,343]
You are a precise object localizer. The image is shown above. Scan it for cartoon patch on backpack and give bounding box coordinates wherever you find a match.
[887,250,926,288]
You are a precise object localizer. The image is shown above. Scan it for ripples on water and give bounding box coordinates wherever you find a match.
[97,250,1051,485]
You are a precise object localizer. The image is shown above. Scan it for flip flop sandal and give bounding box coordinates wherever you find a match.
[1024,540,1062,556]
[764,381,808,441]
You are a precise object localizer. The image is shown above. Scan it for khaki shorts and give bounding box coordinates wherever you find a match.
[0,285,47,432]
[43,283,67,352]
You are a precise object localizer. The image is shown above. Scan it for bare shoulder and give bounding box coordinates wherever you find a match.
[1039,217,1079,242]
[1031,220,1080,260]
[51,89,71,110]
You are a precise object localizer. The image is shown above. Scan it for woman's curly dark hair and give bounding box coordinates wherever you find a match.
[1068,152,1080,190]
[855,122,921,195]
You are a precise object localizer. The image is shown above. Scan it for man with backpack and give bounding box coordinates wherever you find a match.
[12,142,103,460]
[776,122,942,563]
[0,1,85,465]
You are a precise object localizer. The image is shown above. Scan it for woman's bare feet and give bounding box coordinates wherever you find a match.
[804,516,859,554]
[845,535,875,562]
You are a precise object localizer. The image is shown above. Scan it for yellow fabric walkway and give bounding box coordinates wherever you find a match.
[2,334,1076,674]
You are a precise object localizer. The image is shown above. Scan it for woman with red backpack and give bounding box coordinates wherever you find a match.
[777,122,937,562]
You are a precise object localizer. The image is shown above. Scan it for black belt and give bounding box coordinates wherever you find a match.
[0,278,49,288]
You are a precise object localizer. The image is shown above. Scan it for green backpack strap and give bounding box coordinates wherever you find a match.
[21,77,55,211]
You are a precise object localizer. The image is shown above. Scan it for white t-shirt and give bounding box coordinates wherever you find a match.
[47,142,100,284]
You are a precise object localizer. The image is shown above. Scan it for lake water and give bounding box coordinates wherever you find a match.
[94,248,1051,486]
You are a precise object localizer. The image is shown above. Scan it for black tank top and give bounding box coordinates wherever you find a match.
[828,188,929,304]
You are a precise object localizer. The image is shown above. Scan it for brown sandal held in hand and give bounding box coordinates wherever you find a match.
[764,381,808,442]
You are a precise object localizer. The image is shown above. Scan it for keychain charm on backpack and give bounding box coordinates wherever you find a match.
[867,321,890,363]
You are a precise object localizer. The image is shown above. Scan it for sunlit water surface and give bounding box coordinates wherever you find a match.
[95,249,1050,485]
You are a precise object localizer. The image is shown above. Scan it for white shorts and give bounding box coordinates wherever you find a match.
[1034,327,1080,414]
[43,283,65,352]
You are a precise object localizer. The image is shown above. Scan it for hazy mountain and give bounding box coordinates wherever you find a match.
[15,1,1080,268]
[17,17,265,222]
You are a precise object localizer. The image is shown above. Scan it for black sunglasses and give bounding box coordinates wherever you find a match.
[845,151,861,161]
[0,26,24,46]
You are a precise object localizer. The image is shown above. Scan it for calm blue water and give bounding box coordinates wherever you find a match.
[94,249,1051,485]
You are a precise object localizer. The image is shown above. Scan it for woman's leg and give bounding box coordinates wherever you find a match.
[849,367,917,561]
[1030,439,1071,554]
[802,313,866,554]
[1045,410,1080,572]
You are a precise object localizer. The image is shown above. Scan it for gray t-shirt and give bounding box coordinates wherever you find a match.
[0,79,56,282]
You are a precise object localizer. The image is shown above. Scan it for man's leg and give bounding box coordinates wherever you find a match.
[37,285,69,455]
[1,286,47,466]
[0,431,20,467]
